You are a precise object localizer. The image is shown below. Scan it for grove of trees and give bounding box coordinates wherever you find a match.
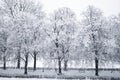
[0,0,120,76]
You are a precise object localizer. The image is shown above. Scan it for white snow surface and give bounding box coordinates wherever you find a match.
[0,69,120,77]
[0,78,58,80]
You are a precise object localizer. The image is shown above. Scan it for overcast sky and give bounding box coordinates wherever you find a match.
[35,0,120,17]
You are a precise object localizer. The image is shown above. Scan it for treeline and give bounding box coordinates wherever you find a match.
[0,0,120,76]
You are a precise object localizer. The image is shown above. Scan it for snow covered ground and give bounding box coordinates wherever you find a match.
[0,78,49,80]
[0,69,120,80]
[0,69,120,77]
[0,78,89,80]
[0,78,61,80]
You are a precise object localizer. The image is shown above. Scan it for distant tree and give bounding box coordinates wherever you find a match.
[72,25,90,68]
[110,14,120,63]
[30,20,46,71]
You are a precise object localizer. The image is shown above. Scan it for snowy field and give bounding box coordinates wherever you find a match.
[0,69,120,77]
[0,69,120,80]
[0,78,90,80]
[0,78,49,80]
[0,78,65,80]
[0,78,62,80]
[0,78,95,80]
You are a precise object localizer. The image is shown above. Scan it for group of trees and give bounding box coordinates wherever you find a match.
[0,0,120,76]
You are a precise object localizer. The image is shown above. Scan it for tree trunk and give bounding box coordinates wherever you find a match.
[17,51,21,69]
[33,51,37,71]
[24,54,28,74]
[95,50,99,76]
[3,56,6,70]
[64,60,68,71]
[58,57,62,74]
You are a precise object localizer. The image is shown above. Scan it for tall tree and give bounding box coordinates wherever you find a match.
[81,6,108,76]
[44,7,76,74]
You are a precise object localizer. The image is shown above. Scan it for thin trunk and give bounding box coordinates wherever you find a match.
[3,56,6,70]
[55,38,62,74]
[17,51,21,69]
[33,51,37,71]
[64,60,68,71]
[95,50,99,76]
[24,54,28,74]
[58,57,62,74]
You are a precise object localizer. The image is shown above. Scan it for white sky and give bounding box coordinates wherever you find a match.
[35,0,120,17]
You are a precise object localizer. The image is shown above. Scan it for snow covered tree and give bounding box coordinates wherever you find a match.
[44,7,77,74]
[12,12,36,74]
[0,15,13,70]
[0,0,44,18]
[53,8,76,71]
[81,6,108,76]
[0,0,45,69]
